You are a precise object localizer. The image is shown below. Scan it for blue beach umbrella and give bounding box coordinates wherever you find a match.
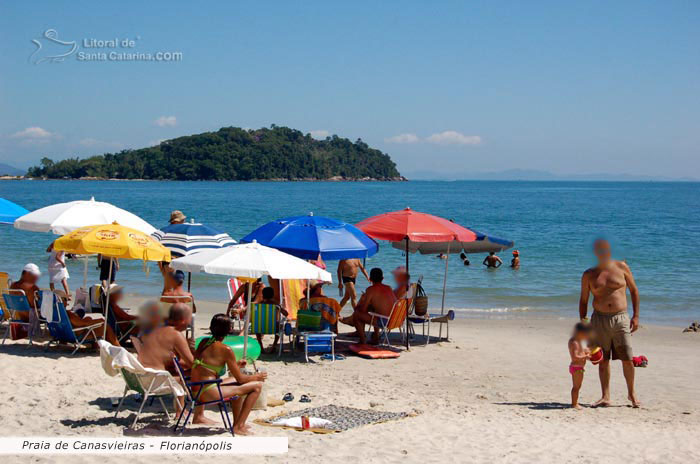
[152,221,236,258]
[0,198,30,224]
[240,213,378,260]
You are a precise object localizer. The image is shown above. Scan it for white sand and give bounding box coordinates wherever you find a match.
[0,297,698,463]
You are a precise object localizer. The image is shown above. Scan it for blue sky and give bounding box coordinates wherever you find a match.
[0,1,698,178]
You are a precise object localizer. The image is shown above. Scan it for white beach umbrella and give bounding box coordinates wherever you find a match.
[14,197,156,235]
[14,197,157,288]
[171,241,332,358]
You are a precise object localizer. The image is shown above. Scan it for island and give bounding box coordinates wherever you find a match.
[27,125,404,181]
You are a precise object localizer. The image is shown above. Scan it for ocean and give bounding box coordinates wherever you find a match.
[1,180,698,326]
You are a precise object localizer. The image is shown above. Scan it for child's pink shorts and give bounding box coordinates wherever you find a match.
[569,364,584,375]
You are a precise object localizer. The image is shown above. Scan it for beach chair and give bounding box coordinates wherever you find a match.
[368,289,416,347]
[172,356,238,436]
[160,295,195,338]
[294,298,340,362]
[248,303,287,356]
[46,294,102,355]
[0,272,10,320]
[406,280,456,343]
[88,285,103,313]
[104,302,138,344]
[2,289,40,345]
[227,277,245,329]
[98,340,183,428]
[299,297,341,332]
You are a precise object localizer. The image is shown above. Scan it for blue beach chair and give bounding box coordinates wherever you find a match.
[46,294,102,355]
[171,357,239,436]
[2,289,39,346]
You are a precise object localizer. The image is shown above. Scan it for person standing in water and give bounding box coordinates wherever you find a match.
[460,253,470,266]
[579,238,640,408]
[510,250,520,269]
[482,251,503,268]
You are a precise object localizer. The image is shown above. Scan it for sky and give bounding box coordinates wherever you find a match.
[0,1,698,178]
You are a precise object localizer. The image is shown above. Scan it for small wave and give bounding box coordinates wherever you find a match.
[452,306,532,313]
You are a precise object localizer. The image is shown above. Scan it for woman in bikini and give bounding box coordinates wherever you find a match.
[568,322,592,409]
[191,314,267,434]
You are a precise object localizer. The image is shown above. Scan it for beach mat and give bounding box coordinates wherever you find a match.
[348,343,400,359]
[258,404,413,432]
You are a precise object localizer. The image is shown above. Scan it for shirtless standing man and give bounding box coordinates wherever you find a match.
[340,268,396,344]
[579,239,640,408]
[337,258,370,309]
[482,251,503,268]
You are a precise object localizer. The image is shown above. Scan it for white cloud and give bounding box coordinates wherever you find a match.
[154,116,177,127]
[426,131,481,146]
[309,130,330,139]
[385,133,420,144]
[78,138,100,147]
[11,127,54,139]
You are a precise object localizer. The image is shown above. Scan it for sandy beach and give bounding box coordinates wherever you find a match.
[0,296,698,464]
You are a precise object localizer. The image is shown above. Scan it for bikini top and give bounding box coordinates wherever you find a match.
[192,337,225,375]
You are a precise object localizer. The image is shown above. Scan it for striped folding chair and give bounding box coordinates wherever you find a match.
[0,272,10,321]
[249,303,286,356]
[227,278,245,330]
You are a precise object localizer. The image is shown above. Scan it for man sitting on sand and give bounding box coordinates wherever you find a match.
[138,303,194,372]
[579,238,641,408]
[337,258,370,309]
[161,270,196,313]
[482,251,503,268]
[340,268,396,344]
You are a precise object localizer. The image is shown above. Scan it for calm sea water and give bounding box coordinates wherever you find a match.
[1,180,698,326]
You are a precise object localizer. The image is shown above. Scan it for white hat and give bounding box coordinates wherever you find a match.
[22,263,41,276]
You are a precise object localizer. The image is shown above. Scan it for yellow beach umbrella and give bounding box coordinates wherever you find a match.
[54,222,171,337]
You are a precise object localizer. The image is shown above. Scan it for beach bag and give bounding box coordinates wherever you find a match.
[414,282,428,316]
[10,322,28,340]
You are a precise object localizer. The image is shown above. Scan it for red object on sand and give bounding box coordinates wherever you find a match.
[348,343,400,359]
[356,207,478,243]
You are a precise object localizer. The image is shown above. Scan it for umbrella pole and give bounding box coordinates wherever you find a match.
[187,272,192,292]
[439,242,450,339]
[83,255,88,289]
[242,282,252,362]
[405,237,410,350]
[103,258,113,339]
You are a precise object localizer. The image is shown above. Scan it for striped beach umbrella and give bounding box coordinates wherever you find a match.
[152,221,236,258]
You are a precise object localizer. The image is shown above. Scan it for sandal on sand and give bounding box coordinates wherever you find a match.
[321,353,345,361]
[299,395,311,403]
[283,393,294,402]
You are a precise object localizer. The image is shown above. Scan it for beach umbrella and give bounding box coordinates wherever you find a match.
[391,229,513,254]
[171,241,332,359]
[240,213,378,260]
[14,196,157,288]
[14,196,156,235]
[0,198,29,224]
[357,208,486,348]
[54,222,171,337]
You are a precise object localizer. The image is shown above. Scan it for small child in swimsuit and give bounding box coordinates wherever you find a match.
[568,322,592,409]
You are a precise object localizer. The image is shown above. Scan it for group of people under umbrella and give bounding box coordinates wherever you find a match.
[1,196,514,353]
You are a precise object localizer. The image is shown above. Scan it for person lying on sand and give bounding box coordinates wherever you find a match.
[340,268,396,344]
[191,314,267,434]
[568,322,592,410]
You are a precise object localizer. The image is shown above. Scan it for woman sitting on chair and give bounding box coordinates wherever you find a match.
[191,314,267,434]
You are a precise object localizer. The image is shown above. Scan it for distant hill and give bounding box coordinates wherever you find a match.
[27,126,404,181]
[405,168,697,182]
[0,163,25,176]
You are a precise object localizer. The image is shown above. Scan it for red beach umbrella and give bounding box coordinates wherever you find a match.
[356,208,479,348]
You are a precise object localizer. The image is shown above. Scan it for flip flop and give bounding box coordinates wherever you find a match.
[283,393,294,402]
[299,394,311,403]
[321,353,345,361]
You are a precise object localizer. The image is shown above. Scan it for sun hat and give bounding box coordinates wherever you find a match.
[512,250,519,256]
[22,263,41,276]
[169,210,186,223]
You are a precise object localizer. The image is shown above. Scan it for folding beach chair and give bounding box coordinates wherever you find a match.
[2,289,40,345]
[46,294,102,355]
[172,357,238,436]
[406,279,456,343]
[294,298,340,362]
[249,303,287,356]
[98,340,183,428]
[368,288,416,347]
[0,272,10,320]
[227,278,245,330]
[104,302,138,344]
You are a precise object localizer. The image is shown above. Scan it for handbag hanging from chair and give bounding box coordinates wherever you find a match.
[413,282,428,316]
